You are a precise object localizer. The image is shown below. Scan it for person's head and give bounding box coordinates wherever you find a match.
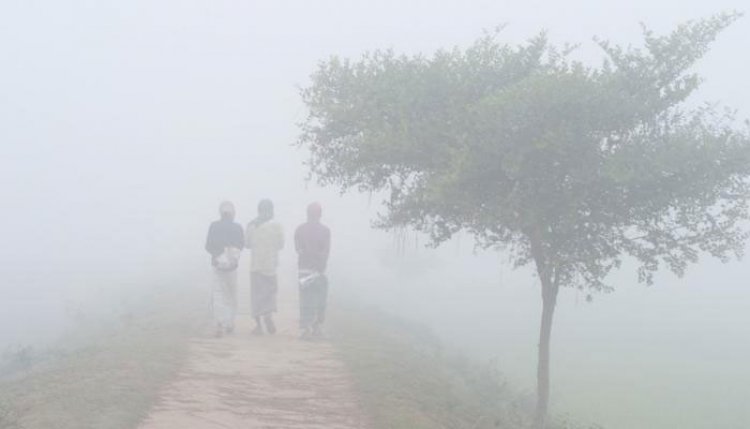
[307,202,322,222]
[219,201,235,221]
[258,199,274,219]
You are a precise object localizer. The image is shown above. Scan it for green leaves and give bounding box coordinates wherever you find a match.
[299,15,750,291]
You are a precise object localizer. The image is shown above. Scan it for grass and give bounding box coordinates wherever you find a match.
[329,303,537,429]
[0,286,604,429]
[329,302,606,429]
[0,285,204,429]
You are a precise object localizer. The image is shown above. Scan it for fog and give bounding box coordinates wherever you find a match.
[2,1,750,428]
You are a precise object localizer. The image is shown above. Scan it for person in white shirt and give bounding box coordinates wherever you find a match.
[245,199,284,335]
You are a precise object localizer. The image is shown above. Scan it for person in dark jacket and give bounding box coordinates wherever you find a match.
[295,202,331,339]
[205,201,244,337]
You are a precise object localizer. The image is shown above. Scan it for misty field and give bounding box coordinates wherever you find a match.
[1,267,748,428]
[0,281,203,429]
[359,254,750,429]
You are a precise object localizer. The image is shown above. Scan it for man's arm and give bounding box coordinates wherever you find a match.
[321,227,331,272]
[231,223,245,250]
[245,223,254,249]
[294,225,302,254]
[205,223,222,265]
[276,223,285,251]
[205,223,216,254]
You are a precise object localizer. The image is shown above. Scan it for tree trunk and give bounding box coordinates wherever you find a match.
[534,276,558,429]
[528,232,559,429]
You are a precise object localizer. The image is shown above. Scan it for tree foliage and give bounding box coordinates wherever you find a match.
[299,13,750,292]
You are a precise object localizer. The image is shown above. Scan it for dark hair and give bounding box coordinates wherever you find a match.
[258,199,274,217]
[307,202,322,220]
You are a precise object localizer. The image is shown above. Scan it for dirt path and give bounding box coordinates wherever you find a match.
[138,296,369,429]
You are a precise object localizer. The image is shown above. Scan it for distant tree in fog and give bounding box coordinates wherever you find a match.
[298,12,750,428]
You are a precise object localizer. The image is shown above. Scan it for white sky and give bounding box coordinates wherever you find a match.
[1,0,748,296]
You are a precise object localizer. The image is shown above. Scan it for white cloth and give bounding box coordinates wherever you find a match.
[211,247,241,328]
[214,247,241,271]
[298,269,324,290]
[212,268,238,328]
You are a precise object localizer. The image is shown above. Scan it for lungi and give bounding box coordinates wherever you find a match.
[251,272,278,318]
[212,268,238,328]
[299,270,328,329]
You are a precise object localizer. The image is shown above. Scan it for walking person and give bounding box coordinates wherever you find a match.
[205,201,244,337]
[295,202,331,340]
[245,199,284,335]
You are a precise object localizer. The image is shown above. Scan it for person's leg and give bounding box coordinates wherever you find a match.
[316,276,329,326]
[250,272,264,335]
[310,276,329,337]
[213,270,234,337]
[226,270,238,333]
[211,270,223,337]
[263,275,278,334]
[252,316,263,334]
[263,314,276,334]
[299,274,316,339]
[299,283,313,329]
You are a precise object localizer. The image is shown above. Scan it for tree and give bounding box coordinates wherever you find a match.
[298,13,750,428]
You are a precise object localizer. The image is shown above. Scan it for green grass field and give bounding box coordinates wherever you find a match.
[0,286,203,429]
[1,289,614,429]
[329,303,603,429]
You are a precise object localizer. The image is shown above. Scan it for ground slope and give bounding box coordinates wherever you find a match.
[138,299,370,429]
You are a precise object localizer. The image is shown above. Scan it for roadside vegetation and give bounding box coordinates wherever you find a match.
[0,282,204,429]
[0,283,602,429]
[329,303,601,429]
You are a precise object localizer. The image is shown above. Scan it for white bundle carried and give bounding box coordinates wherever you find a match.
[299,270,325,289]
[215,247,241,271]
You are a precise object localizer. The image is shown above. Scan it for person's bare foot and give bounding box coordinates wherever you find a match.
[299,327,312,341]
[264,315,277,335]
[311,325,324,339]
[214,325,224,338]
[251,325,264,336]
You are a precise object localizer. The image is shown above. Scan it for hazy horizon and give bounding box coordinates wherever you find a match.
[2,1,750,428]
